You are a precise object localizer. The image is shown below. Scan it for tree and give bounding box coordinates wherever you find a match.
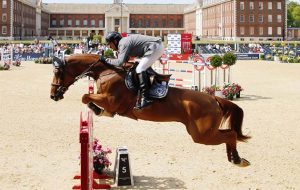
[292,6,300,27]
[287,1,300,27]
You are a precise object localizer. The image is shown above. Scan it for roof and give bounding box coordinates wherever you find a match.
[42,3,188,14]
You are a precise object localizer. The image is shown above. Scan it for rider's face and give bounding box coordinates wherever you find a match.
[108,40,117,51]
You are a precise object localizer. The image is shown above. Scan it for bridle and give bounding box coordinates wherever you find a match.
[51,56,132,101]
[51,58,100,100]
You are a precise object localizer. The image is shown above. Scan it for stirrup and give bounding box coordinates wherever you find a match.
[134,98,153,110]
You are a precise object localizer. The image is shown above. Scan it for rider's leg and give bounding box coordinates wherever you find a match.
[135,42,164,109]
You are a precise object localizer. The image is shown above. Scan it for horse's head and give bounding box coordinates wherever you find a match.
[50,56,70,101]
[50,54,106,101]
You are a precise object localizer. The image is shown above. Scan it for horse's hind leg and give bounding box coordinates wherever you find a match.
[187,118,250,167]
[219,130,250,167]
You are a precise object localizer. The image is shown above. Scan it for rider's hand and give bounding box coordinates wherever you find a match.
[100,56,108,64]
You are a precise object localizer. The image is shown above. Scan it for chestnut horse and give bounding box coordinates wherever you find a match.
[50,54,250,167]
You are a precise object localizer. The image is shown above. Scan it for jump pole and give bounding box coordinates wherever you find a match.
[72,79,111,190]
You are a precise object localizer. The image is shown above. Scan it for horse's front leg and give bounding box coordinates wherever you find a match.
[82,94,115,117]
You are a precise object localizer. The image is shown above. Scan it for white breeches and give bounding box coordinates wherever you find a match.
[136,42,164,73]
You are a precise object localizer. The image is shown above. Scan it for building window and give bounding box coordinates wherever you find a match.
[240,2,244,10]
[277,2,282,10]
[240,27,245,35]
[52,20,57,26]
[268,27,272,35]
[2,26,7,34]
[146,19,150,27]
[130,20,134,27]
[115,19,120,25]
[250,27,254,35]
[240,14,244,22]
[259,2,263,10]
[2,0,7,8]
[60,19,64,27]
[68,20,72,26]
[169,19,174,27]
[91,20,95,26]
[99,20,104,27]
[154,20,159,27]
[2,13,7,22]
[268,15,272,22]
[258,15,263,22]
[83,19,88,26]
[277,15,282,23]
[249,14,254,22]
[250,2,254,10]
[277,27,282,35]
[138,19,143,27]
[259,27,264,35]
[268,2,272,10]
[75,20,80,26]
[162,19,166,27]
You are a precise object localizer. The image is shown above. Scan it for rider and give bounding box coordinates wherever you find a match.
[100,31,164,110]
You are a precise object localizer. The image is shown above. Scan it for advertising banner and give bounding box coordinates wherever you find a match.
[181,33,192,54]
[13,52,44,61]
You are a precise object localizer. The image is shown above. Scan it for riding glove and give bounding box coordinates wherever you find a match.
[100,56,108,64]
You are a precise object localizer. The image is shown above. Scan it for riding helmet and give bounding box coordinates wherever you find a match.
[105,31,122,47]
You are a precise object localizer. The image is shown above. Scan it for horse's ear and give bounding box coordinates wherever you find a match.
[53,56,64,68]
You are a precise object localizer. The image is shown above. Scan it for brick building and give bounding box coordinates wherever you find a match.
[0,0,49,40]
[194,0,287,41]
[1,0,297,41]
[45,1,186,39]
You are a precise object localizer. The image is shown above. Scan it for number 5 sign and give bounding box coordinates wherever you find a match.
[114,147,134,186]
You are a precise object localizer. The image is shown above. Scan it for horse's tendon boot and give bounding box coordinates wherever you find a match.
[88,102,104,115]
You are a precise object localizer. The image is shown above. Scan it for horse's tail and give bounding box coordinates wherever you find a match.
[215,96,251,142]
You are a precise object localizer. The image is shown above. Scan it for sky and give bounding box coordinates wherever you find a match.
[43,0,300,4]
[42,0,300,4]
[43,0,195,4]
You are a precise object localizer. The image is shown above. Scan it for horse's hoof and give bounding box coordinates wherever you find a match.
[234,158,250,167]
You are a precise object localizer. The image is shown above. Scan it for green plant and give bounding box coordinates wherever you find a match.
[266,54,272,60]
[104,49,115,58]
[34,59,39,63]
[64,47,72,55]
[287,57,295,63]
[93,138,112,174]
[92,35,102,44]
[223,52,237,66]
[210,54,222,68]
[260,54,265,60]
[296,56,300,63]
[47,57,53,64]
[281,55,288,63]
[222,83,241,100]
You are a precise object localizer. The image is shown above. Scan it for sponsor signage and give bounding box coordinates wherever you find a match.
[168,54,190,60]
[13,52,44,61]
[235,53,260,60]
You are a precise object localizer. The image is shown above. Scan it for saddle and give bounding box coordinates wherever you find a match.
[125,62,172,99]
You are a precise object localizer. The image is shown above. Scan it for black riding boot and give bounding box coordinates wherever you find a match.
[134,71,153,109]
